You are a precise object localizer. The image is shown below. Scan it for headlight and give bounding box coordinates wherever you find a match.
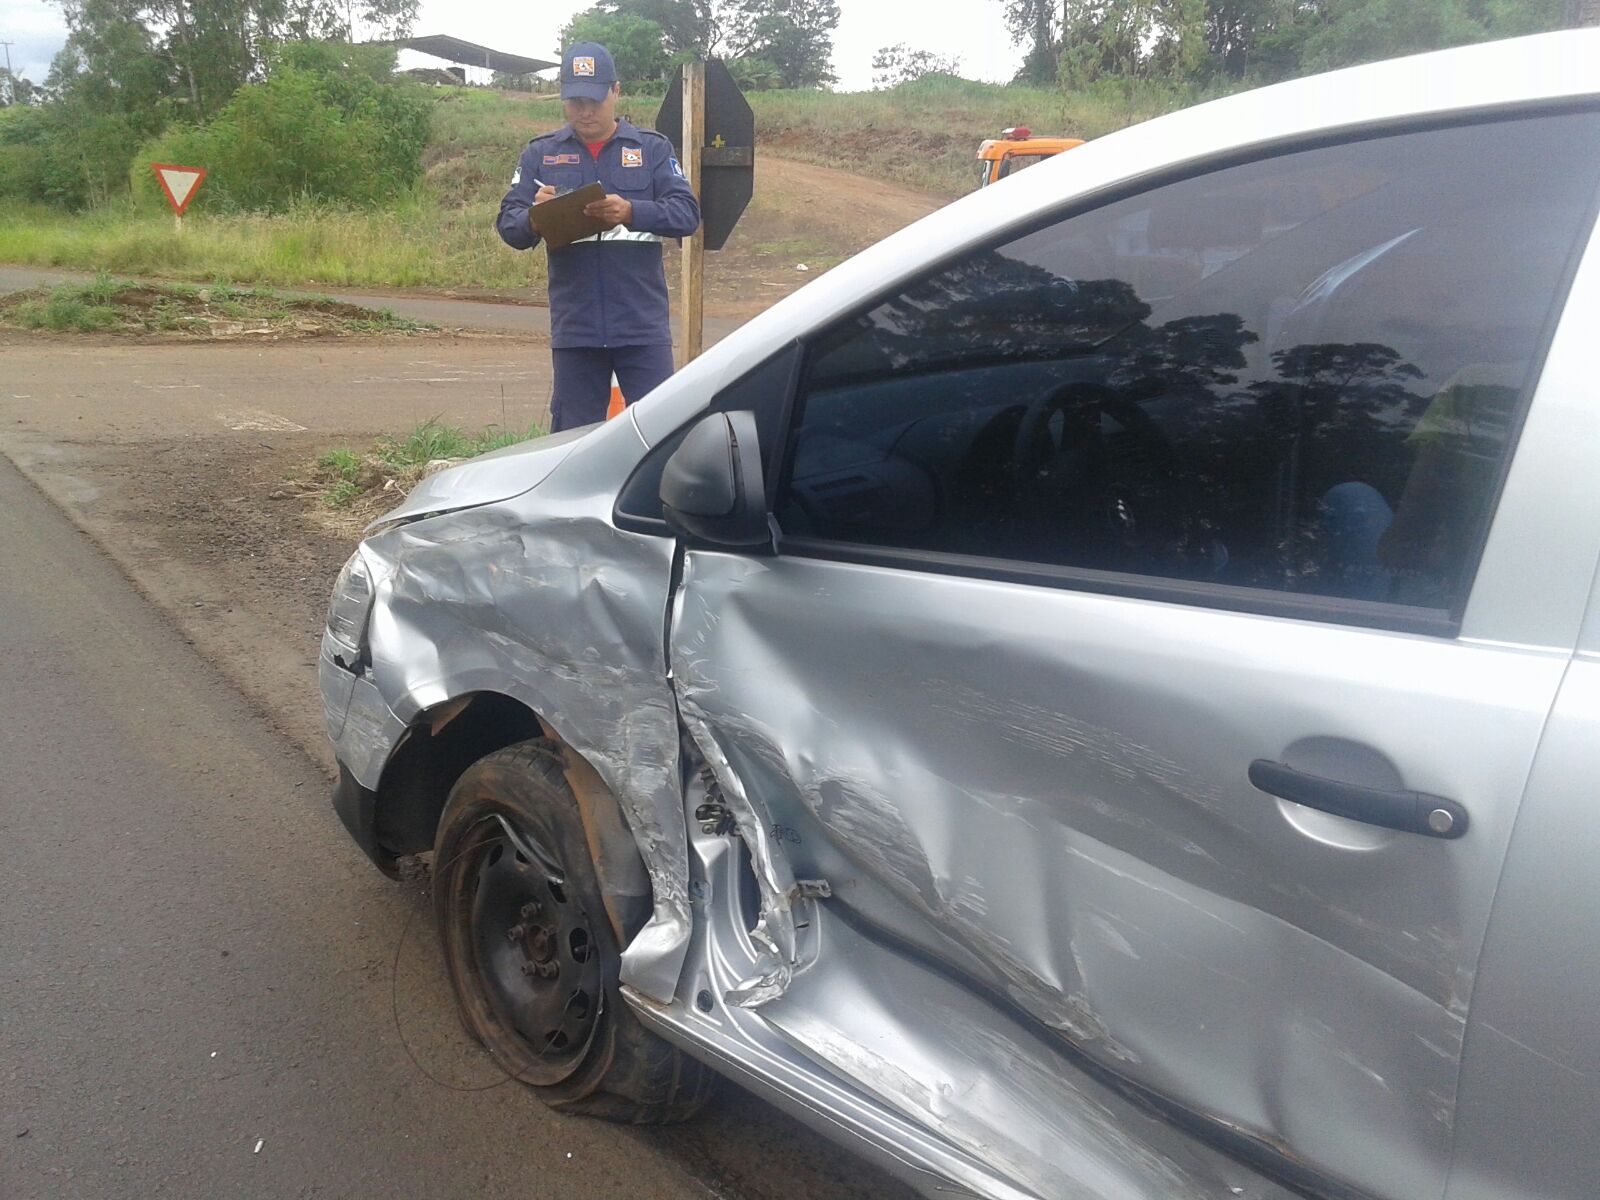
[326,551,374,661]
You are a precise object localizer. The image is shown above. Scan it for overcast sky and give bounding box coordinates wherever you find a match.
[2,0,1022,91]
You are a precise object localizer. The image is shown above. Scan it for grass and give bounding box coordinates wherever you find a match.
[324,479,363,509]
[0,272,433,337]
[0,198,545,292]
[426,76,1234,200]
[316,447,362,479]
[738,75,1236,198]
[312,417,549,509]
[11,290,120,332]
[0,76,1229,288]
[375,415,546,468]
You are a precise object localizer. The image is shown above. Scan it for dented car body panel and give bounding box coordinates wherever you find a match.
[668,553,1562,1200]
[320,31,1600,1200]
[331,416,697,999]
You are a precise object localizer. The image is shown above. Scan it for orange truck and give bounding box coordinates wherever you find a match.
[975,126,1085,188]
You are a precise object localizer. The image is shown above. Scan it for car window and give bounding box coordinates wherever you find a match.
[1001,152,1050,179]
[776,110,1600,621]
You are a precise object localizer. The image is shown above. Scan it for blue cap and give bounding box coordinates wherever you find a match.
[561,42,618,102]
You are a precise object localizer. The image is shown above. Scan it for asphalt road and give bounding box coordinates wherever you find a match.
[0,453,908,1200]
[0,452,720,1198]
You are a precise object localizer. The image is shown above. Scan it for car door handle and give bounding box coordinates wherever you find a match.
[1248,759,1469,839]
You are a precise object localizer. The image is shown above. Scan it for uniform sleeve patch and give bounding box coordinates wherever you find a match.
[621,147,643,167]
[511,166,521,186]
[670,157,685,179]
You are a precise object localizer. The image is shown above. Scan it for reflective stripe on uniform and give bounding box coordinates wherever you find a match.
[571,226,666,245]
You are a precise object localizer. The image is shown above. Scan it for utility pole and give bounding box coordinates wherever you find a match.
[1,42,15,108]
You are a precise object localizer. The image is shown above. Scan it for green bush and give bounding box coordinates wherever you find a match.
[131,46,434,214]
[0,103,150,210]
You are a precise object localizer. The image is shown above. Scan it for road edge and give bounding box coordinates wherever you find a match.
[0,437,337,780]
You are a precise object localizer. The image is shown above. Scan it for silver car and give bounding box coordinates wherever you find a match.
[320,30,1600,1200]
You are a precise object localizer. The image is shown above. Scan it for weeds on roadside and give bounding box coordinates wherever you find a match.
[324,479,362,509]
[0,274,434,337]
[374,417,545,470]
[11,292,119,332]
[313,418,548,511]
[317,448,362,482]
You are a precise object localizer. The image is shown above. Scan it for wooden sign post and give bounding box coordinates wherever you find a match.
[658,60,754,365]
[679,62,706,366]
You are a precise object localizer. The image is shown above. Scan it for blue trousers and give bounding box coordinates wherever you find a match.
[550,344,677,433]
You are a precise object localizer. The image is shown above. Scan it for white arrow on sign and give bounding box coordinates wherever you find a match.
[152,162,208,216]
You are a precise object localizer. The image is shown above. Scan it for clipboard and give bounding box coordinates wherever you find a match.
[530,182,609,250]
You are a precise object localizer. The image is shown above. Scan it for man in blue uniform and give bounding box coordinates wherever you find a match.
[497,42,701,432]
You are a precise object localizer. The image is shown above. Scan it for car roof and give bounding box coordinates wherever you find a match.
[632,29,1600,445]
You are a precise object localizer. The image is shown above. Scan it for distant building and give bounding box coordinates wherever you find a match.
[377,35,558,87]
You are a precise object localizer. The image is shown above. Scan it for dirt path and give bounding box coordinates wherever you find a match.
[702,155,944,318]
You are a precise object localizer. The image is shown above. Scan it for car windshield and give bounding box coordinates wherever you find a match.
[1000,152,1052,179]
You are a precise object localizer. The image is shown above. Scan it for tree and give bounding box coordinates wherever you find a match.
[1295,0,1480,73]
[1204,0,1274,76]
[132,44,432,211]
[870,43,962,88]
[50,0,417,125]
[1059,1,1209,85]
[995,0,1059,84]
[721,0,840,88]
[723,55,783,90]
[597,0,717,56]
[1,69,42,107]
[559,8,671,82]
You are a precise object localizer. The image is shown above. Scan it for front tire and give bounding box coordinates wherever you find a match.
[433,739,715,1122]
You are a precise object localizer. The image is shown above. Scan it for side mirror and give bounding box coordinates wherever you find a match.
[660,411,772,549]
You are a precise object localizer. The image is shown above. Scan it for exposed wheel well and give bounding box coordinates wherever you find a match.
[374,692,543,859]
[372,692,653,943]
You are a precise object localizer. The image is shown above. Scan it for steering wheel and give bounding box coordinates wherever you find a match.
[1008,380,1187,564]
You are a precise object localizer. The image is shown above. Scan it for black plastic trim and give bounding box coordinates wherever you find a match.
[332,762,398,877]
[1249,759,1469,838]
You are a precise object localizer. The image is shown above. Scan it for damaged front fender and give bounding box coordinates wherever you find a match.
[348,418,694,1003]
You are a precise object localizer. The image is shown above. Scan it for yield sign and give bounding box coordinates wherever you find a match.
[152,163,207,216]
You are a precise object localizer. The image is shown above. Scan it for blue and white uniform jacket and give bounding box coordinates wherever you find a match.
[496,119,701,348]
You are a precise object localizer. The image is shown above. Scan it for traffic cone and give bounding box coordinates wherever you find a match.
[606,373,625,420]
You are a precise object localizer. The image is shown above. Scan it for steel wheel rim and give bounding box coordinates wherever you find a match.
[463,816,604,1082]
